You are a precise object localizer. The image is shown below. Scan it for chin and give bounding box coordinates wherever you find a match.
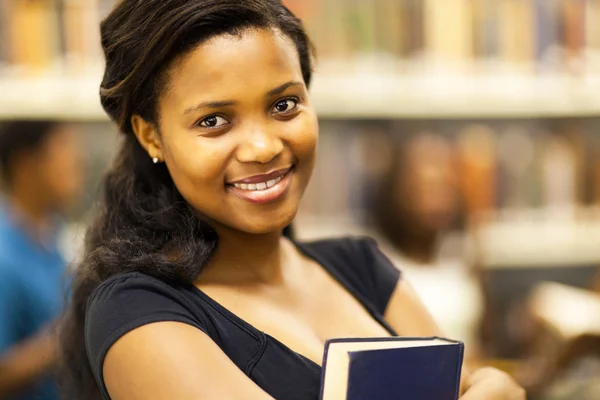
[241,213,297,235]
[226,201,298,235]
[228,177,306,235]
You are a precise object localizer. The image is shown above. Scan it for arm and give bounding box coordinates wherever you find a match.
[383,279,470,394]
[0,270,57,398]
[0,330,57,398]
[383,279,446,338]
[384,278,524,399]
[103,321,274,400]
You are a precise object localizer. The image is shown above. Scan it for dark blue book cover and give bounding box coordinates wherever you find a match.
[320,337,464,400]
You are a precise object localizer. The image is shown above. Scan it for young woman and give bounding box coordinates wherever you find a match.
[59,1,526,399]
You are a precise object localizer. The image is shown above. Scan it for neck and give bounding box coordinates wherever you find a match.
[201,227,290,286]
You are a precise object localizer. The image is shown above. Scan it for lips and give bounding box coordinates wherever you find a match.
[228,167,292,186]
[227,166,294,204]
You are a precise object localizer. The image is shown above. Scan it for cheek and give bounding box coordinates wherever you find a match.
[285,114,318,165]
[162,134,233,207]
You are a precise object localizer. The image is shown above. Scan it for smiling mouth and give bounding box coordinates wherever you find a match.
[226,166,294,204]
[232,175,285,191]
[227,167,293,191]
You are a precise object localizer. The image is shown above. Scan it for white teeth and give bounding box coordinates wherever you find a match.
[232,175,284,191]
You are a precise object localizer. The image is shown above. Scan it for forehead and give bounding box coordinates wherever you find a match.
[163,28,303,106]
[38,125,81,155]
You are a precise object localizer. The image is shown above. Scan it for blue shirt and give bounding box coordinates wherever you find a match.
[0,204,68,400]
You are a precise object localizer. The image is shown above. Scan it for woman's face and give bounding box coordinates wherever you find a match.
[138,28,318,235]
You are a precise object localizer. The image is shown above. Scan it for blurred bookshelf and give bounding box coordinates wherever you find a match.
[3,0,600,120]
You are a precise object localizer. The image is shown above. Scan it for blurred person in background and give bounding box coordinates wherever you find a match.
[372,132,484,359]
[0,120,84,400]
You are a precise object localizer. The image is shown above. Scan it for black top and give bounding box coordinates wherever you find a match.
[85,237,401,400]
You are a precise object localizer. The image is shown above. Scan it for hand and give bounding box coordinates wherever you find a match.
[460,367,526,400]
[0,328,58,397]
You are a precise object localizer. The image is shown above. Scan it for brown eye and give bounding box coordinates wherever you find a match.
[272,99,298,114]
[199,115,229,128]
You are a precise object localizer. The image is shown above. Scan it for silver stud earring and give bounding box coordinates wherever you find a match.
[152,157,159,164]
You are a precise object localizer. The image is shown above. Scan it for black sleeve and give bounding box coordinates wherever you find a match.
[85,272,208,396]
[300,237,401,316]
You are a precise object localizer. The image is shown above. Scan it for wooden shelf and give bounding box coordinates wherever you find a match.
[2,72,600,121]
[0,74,106,121]
[310,72,600,119]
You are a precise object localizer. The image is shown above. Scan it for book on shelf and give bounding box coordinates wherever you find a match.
[0,0,115,75]
[320,337,464,400]
[374,0,408,58]
[496,125,543,209]
[472,0,500,59]
[562,0,587,72]
[61,0,104,73]
[0,0,599,76]
[0,0,10,66]
[10,0,60,72]
[403,0,425,58]
[588,0,600,55]
[424,0,473,66]
[498,0,535,68]
[456,124,498,215]
[534,0,560,69]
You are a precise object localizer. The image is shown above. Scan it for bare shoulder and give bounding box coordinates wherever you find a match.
[103,321,273,400]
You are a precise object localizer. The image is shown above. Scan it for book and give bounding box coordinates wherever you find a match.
[588,0,600,56]
[0,0,12,66]
[529,281,600,340]
[456,124,498,215]
[375,0,408,58]
[319,337,464,400]
[523,282,600,396]
[534,0,560,70]
[9,0,59,73]
[473,0,500,58]
[498,0,535,69]
[472,216,600,358]
[562,0,586,73]
[424,0,473,67]
[2,0,598,77]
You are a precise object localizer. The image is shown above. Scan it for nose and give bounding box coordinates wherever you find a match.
[235,127,284,164]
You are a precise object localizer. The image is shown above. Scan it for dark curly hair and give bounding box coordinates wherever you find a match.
[57,1,314,398]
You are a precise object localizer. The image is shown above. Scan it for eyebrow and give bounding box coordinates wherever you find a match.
[266,80,304,96]
[184,100,237,116]
[183,81,304,116]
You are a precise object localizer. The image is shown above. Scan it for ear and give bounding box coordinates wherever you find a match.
[131,115,163,162]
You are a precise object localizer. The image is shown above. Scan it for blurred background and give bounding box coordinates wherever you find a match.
[2,0,600,399]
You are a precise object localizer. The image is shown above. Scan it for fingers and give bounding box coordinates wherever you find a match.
[459,381,494,400]
[460,367,526,400]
